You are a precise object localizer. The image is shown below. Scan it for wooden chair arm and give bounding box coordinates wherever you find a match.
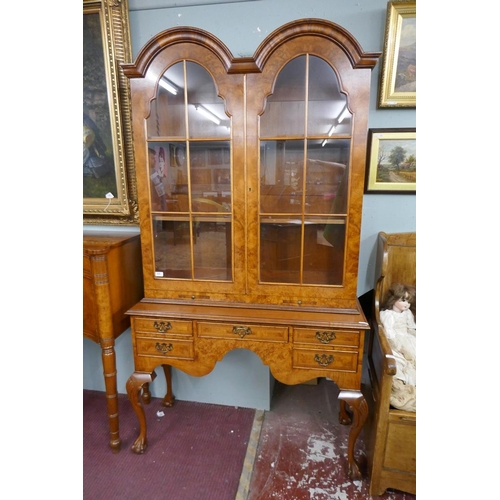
[376,323,397,376]
[374,276,397,376]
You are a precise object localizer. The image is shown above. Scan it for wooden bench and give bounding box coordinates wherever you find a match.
[362,231,416,495]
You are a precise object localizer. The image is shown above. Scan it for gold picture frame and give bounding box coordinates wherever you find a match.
[83,0,138,225]
[378,1,416,108]
[365,128,416,193]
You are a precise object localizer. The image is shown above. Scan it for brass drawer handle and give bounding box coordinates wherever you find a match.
[232,326,252,338]
[315,331,336,344]
[154,321,172,333]
[314,354,334,366]
[155,342,173,355]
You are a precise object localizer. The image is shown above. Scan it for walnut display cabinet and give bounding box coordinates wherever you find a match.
[123,19,380,478]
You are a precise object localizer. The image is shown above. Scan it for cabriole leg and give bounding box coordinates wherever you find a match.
[126,371,157,454]
[161,364,175,407]
[338,390,368,479]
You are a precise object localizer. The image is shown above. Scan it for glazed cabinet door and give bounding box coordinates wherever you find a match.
[245,32,373,309]
[124,22,379,306]
[127,39,246,299]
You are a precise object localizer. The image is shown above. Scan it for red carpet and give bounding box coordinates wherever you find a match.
[83,390,256,500]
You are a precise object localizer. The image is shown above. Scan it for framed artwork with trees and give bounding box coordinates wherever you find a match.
[364,128,416,193]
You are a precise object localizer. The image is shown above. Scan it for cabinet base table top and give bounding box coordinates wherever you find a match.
[126,298,369,478]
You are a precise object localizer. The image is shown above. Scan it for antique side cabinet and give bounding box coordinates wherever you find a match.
[83,231,143,450]
[123,19,380,478]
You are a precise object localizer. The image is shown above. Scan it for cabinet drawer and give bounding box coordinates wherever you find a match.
[197,322,288,343]
[293,328,360,348]
[133,317,193,336]
[292,348,358,372]
[135,337,194,360]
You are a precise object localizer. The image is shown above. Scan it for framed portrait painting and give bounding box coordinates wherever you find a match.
[83,0,138,224]
[365,128,416,193]
[378,1,416,108]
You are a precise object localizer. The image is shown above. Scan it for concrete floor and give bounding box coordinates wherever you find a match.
[244,378,416,500]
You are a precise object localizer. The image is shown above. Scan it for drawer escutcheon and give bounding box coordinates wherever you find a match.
[315,331,336,344]
[314,353,334,366]
[155,342,173,354]
[232,326,252,338]
[154,321,172,333]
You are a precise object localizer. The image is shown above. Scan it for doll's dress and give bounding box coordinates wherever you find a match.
[380,308,416,411]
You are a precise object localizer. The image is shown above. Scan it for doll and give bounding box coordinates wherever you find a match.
[380,283,416,412]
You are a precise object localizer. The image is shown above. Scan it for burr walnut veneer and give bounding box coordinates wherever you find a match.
[123,19,380,478]
[83,232,143,451]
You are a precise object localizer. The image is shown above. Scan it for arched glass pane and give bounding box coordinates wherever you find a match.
[260,56,306,138]
[185,62,229,139]
[307,56,351,136]
[147,61,186,139]
[259,55,350,286]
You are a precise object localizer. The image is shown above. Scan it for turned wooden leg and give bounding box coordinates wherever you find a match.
[100,341,121,452]
[338,390,369,480]
[126,371,157,454]
[161,364,175,407]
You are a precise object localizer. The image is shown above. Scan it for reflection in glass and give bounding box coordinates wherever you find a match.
[152,215,232,282]
[260,56,306,138]
[307,56,351,136]
[153,214,192,279]
[147,60,231,140]
[146,60,232,282]
[260,140,304,214]
[193,220,232,280]
[259,218,345,285]
[302,221,345,285]
[186,62,229,139]
[305,139,350,215]
[148,141,188,212]
[259,54,351,286]
[190,141,231,211]
[148,62,186,138]
[260,221,301,283]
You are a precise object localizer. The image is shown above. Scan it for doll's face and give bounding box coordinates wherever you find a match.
[393,294,411,313]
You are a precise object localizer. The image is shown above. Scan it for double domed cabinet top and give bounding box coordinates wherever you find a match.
[122,19,380,480]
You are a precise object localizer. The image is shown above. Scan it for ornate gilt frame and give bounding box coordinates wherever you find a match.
[83,0,138,225]
[378,1,416,108]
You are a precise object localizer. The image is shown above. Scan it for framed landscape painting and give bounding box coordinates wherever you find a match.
[378,1,416,108]
[83,0,138,225]
[365,128,416,193]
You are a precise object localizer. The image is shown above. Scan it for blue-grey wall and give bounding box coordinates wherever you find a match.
[83,0,416,408]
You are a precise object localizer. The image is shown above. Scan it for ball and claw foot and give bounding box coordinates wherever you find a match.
[348,460,362,480]
[131,437,148,454]
[338,390,368,480]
